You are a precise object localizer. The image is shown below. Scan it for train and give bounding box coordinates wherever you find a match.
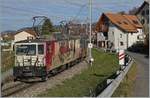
[13,33,88,81]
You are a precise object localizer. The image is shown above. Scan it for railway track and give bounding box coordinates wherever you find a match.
[1,73,58,97]
[1,81,35,97]
[1,60,87,97]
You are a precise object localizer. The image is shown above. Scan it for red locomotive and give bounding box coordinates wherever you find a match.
[13,33,87,81]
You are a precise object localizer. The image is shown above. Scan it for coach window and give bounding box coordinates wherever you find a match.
[38,45,44,55]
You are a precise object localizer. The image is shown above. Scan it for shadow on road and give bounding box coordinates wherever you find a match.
[127,43,149,58]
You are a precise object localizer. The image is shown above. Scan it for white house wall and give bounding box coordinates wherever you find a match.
[108,25,115,50]
[108,25,115,43]
[14,31,35,42]
[108,25,143,51]
[128,29,143,47]
[108,24,127,51]
[97,32,105,41]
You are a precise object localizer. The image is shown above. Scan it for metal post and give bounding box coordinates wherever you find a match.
[89,0,93,65]
[118,36,119,53]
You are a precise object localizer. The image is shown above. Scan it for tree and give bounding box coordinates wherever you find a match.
[118,11,126,15]
[42,19,54,35]
[129,7,138,15]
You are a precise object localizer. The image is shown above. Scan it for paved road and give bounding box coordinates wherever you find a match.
[127,51,149,97]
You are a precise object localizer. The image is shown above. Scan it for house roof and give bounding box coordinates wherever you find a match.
[135,1,149,15]
[15,28,37,36]
[96,13,142,33]
[123,15,143,28]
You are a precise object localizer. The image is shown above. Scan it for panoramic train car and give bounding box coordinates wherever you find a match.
[13,36,87,81]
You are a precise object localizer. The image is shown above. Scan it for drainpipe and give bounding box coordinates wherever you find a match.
[127,33,128,49]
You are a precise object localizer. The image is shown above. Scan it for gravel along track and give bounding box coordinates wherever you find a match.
[1,82,34,97]
[2,61,88,97]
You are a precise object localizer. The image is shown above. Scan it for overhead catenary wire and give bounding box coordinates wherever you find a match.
[1,0,141,20]
[1,0,139,32]
[0,1,122,22]
[0,4,71,20]
[62,0,87,7]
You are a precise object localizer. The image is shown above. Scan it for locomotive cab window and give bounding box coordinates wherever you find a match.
[38,44,44,55]
[16,44,36,55]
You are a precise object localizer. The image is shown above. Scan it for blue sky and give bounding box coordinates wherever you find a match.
[0,0,144,32]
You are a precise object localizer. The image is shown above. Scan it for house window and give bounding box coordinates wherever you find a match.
[120,42,124,46]
[117,21,122,24]
[120,34,122,38]
[27,36,33,40]
[137,36,140,40]
[132,20,138,24]
[112,31,114,36]
[123,21,128,25]
[142,11,145,16]
[141,19,145,24]
[27,37,30,39]
[146,9,149,15]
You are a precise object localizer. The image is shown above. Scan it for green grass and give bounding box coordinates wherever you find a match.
[38,48,120,97]
[112,62,137,97]
[1,51,15,73]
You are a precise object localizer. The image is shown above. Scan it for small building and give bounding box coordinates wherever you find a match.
[135,1,149,34]
[96,13,143,51]
[1,32,15,51]
[14,29,37,42]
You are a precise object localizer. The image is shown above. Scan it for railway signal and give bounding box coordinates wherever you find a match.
[119,49,125,70]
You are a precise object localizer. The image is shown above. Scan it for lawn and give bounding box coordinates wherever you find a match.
[1,51,15,73]
[112,62,137,97]
[38,48,120,97]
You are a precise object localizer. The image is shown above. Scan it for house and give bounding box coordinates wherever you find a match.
[1,32,15,50]
[135,0,149,34]
[96,13,143,52]
[67,23,87,36]
[14,29,37,42]
[1,32,15,41]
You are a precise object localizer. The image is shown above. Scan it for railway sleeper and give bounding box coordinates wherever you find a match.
[41,76,48,82]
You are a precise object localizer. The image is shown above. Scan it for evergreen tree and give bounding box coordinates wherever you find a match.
[42,19,54,35]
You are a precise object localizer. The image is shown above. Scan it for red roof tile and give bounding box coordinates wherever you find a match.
[96,13,143,33]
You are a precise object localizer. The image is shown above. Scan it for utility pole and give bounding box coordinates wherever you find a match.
[88,0,94,65]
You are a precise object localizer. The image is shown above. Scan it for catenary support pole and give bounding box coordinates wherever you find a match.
[88,0,93,66]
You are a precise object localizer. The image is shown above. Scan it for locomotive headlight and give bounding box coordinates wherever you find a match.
[25,66,30,70]
[89,57,94,65]
[90,58,94,62]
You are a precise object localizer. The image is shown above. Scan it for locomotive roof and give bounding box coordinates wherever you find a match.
[15,36,81,43]
[15,39,47,43]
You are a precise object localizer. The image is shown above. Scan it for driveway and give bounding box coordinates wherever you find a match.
[127,51,149,97]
